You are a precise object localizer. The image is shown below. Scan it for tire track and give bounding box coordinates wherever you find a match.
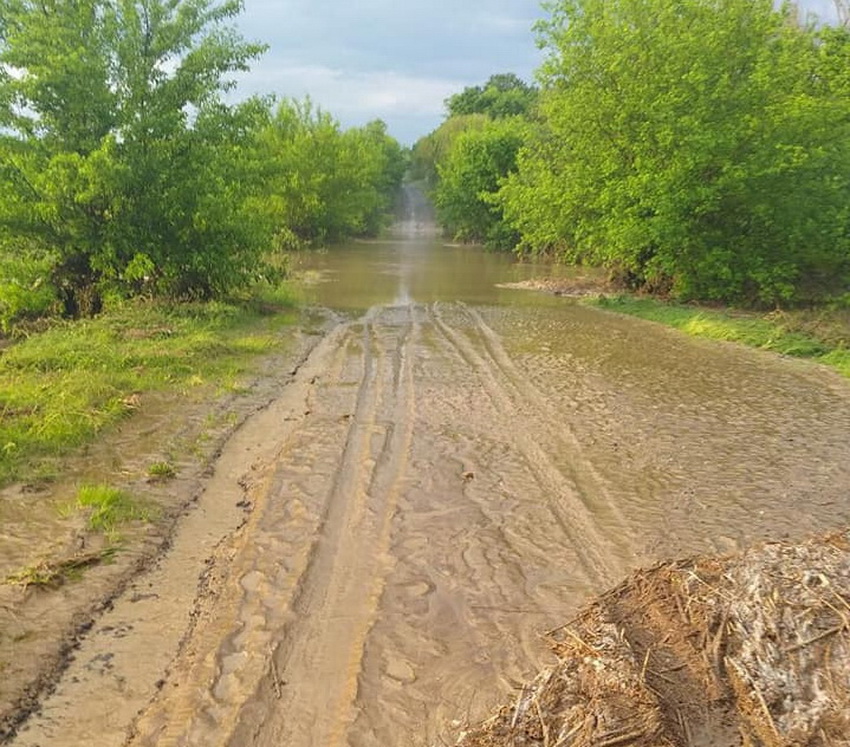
[126,321,362,747]
[240,306,417,747]
[430,302,623,588]
[459,302,631,532]
[128,306,418,747]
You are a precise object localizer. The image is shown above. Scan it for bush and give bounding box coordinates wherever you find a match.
[0,252,58,333]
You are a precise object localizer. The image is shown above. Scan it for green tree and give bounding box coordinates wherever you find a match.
[409,113,490,187]
[256,99,405,246]
[446,73,537,119]
[499,0,850,304]
[435,117,526,248]
[0,0,268,312]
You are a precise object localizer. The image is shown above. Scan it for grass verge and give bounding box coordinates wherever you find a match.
[590,296,850,378]
[0,285,300,487]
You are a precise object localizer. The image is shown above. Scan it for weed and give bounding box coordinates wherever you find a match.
[147,461,176,480]
[4,546,119,589]
[0,294,298,487]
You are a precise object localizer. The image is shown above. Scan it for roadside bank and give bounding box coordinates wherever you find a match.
[500,277,850,379]
[0,293,335,741]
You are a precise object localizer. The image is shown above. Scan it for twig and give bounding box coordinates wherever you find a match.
[676,708,693,746]
[268,644,282,699]
[710,606,730,680]
[646,669,678,685]
[640,646,651,683]
[785,623,848,653]
[729,659,780,739]
[597,728,648,747]
[510,684,526,731]
[534,697,551,747]
[555,717,583,747]
[561,628,599,656]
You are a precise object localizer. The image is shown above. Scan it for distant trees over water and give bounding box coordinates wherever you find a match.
[0,0,405,326]
[417,0,850,306]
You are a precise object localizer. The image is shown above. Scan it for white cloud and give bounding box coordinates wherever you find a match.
[230,0,545,141]
[238,63,462,114]
[231,62,468,142]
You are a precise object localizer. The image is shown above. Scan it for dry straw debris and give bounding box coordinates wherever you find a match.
[454,531,850,747]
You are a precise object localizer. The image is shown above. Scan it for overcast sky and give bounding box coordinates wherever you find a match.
[230,0,841,146]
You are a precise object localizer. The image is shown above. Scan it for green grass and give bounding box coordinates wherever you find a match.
[0,286,299,487]
[147,461,177,480]
[591,296,850,378]
[75,484,154,533]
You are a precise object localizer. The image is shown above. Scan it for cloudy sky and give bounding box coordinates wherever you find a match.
[230,0,546,144]
[230,0,841,146]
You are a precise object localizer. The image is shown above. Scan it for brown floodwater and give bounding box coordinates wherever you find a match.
[11,186,850,746]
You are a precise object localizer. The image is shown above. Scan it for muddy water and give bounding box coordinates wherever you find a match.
[16,188,850,746]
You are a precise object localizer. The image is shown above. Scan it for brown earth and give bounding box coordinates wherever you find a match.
[455,531,850,747]
[495,276,610,297]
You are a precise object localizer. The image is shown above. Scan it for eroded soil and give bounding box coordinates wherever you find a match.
[4,205,850,745]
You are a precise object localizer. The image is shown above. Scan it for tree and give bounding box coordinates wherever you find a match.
[410,114,490,187]
[445,73,537,119]
[256,99,405,246]
[499,0,850,304]
[435,117,526,248]
[0,0,268,312]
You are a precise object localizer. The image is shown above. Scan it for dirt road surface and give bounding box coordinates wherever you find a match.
[8,193,850,746]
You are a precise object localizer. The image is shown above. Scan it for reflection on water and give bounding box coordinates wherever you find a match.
[299,237,577,312]
[296,217,850,566]
[299,183,584,312]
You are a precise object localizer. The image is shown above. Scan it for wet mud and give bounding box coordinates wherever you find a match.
[5,187,850,745]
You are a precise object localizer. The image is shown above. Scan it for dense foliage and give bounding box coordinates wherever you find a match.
[434,117,526,248]
[256,100,406,247]
[445,73,538,119]
[499,0,850,305]
[421,3,850,304]
[0,0,405,327]
[411,74,535,247]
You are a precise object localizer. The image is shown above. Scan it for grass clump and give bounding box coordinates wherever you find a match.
[5,547,119,589]
[0,290,299,487]
[75,484,155,533]
[592,296,850,378]
[147,461,176,480]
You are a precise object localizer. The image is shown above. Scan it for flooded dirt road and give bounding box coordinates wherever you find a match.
[11,187,850,745]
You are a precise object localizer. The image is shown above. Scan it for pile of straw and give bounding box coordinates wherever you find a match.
[455,531,850,746]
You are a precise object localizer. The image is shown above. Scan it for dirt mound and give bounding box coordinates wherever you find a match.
[455,532,850,747]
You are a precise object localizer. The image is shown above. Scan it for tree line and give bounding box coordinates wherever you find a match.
[418,1,850,306]
[0,0,405,328]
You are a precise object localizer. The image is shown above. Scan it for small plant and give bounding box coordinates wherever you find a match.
[75,484,154,533]
[147,461,176,481]
[5,547,119,589]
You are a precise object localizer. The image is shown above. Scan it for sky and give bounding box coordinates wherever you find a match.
[231,0,547,145]
[229,0,842,146]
